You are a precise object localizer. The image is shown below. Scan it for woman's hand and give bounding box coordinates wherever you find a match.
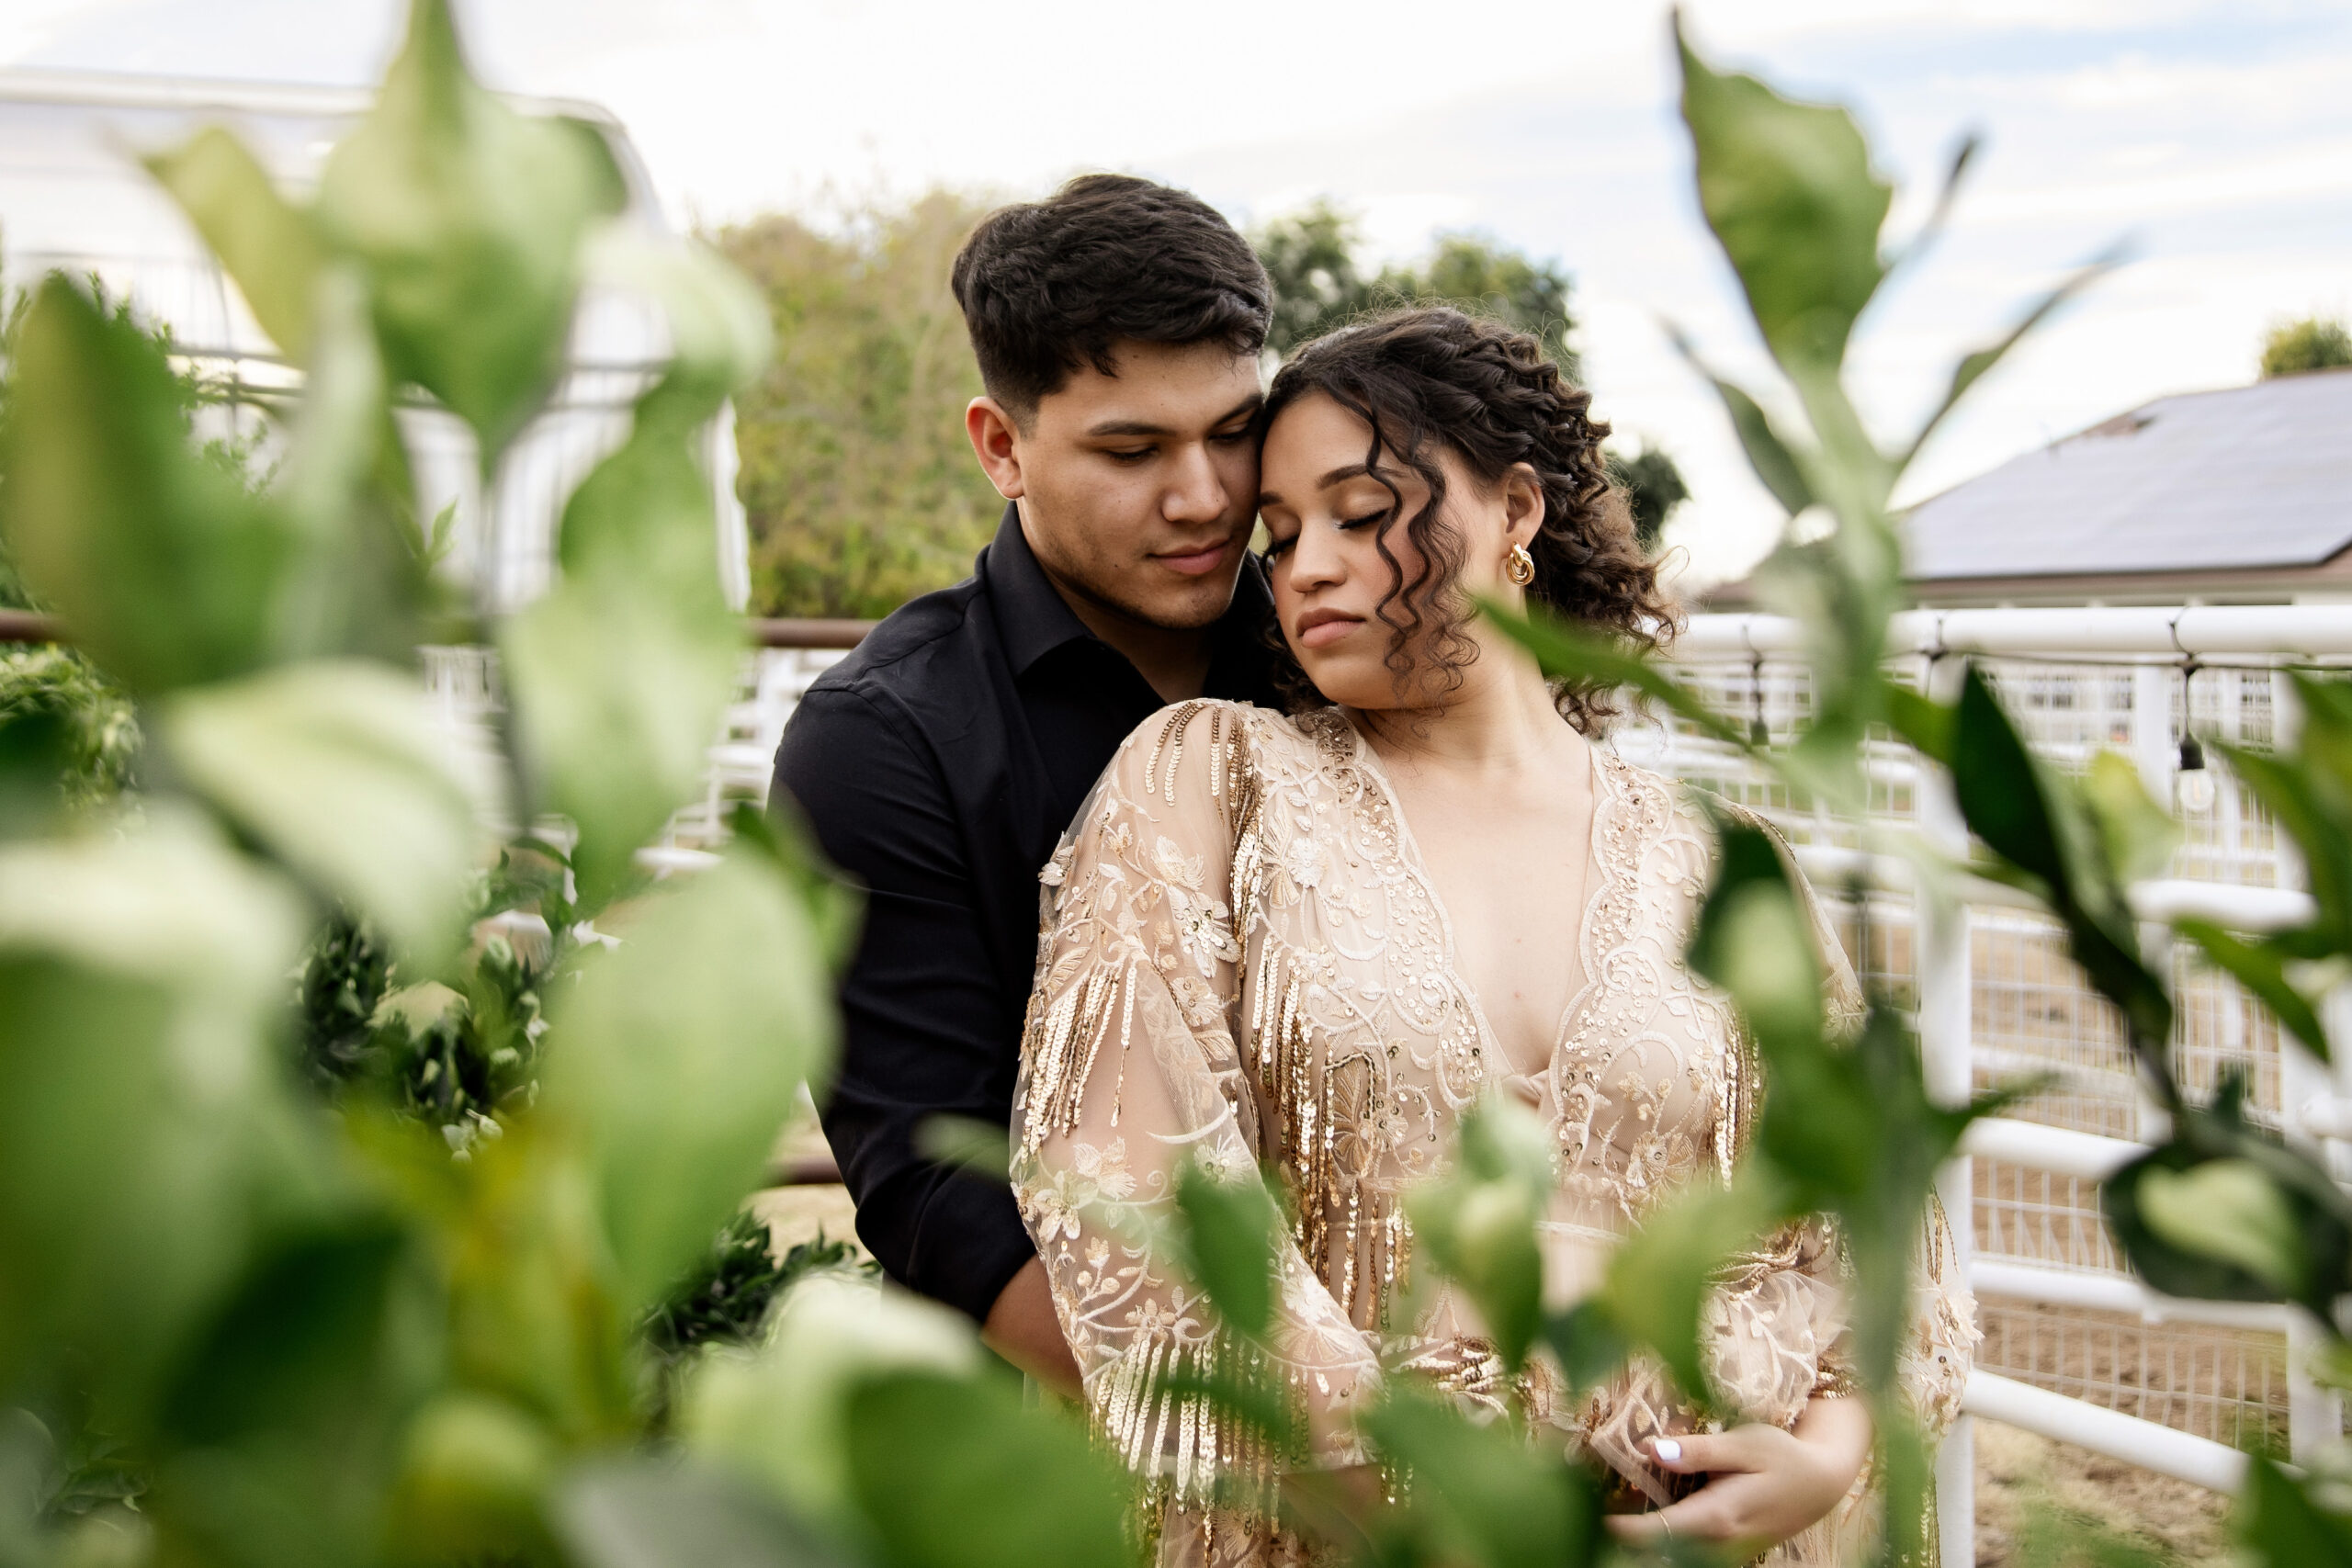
[1603,1397,1872,1552]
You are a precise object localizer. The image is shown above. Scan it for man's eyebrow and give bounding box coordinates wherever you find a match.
[1082,393,1264,440]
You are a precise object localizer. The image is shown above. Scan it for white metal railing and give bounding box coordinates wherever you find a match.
[1657,605,2352,1562]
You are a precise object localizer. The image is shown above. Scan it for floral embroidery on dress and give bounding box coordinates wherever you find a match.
[1011,700,1975,1568]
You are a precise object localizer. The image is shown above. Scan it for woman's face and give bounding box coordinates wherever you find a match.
[1258,391,1526,711]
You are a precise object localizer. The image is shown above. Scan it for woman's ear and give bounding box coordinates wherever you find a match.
[966,397,1027,500]
[1501,461,1546,547]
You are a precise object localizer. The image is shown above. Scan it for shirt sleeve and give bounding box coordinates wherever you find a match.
[771,682,1035,1324]
[1011,702,1381,1506]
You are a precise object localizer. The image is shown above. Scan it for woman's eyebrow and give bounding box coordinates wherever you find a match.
[1317,462,1374,488]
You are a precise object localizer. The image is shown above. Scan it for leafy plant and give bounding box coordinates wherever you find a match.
[0,4,1125,1565]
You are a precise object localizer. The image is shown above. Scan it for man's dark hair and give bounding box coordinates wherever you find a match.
[950,174,1272,423]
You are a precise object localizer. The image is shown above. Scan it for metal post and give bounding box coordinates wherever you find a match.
[1916,653,1977,1567]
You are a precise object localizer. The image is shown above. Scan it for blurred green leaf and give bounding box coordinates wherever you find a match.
[156,660,482,967]
[0,818,312,1428]
[728,801,862,975]
[1480,598,1750,750]
[144,127,324,363]
[541,849,836,1313]
[314,0,626,460]
[1406,1099,1552,1374]
[1687,815,1823,1055]
[1883,684,1953,768]
[556,1456,849,1568]
[144,1216,439,1568]
[1359,1386,1604,1568]
[273,265,435,666]
[1952,666,2173,1054]
[1661,325,1815,517]
[2176,919,2329,1063]
[2238,1455,2352,1567]
[843,1370,1134,1568]
[503,254,756,906]
[2223,735,2352,950]
[2104,1082,2352,1320]
[2081,751,2179,887]
[2134,1159,2307,1298]
[1599,1176,1778,1407]
[390,1390,560,1562]
[1676,14,1888,383]
[914,1115,1012,1184]
[0,276,299,695]
[682,1278,978,1546]
[585,228,772,422]
[1172,1158,1283,1340]
[158,1216,430,1449]
[1538,1299,1630,1398]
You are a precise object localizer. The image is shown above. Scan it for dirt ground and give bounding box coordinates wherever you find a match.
[1972,1420,2233,1566]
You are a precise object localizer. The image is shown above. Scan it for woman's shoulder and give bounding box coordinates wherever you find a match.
[1111,700,1347,779]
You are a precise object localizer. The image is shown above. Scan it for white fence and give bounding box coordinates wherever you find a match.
[1631,605,2352,1562]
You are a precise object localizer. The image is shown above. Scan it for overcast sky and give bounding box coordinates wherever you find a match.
[8,0,2349,585]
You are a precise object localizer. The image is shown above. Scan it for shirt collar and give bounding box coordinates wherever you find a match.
[982,502,1278,687]
[982,504,1097,677]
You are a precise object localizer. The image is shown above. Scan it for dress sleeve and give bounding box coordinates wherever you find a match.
[1703,810,1975,1438]
[1010,703,1381,1504]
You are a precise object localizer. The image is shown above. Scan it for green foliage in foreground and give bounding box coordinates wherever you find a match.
[6,5,2349,1568]
[1484,14,2352,1566]
[2260,313,2352,379]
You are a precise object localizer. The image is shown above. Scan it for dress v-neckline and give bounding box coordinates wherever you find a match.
[1341,717,1614,1091]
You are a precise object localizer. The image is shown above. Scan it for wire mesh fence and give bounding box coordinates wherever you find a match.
[1623,648,2307,1450]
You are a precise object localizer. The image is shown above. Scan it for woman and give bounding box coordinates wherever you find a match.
[1008,308,1973,1566]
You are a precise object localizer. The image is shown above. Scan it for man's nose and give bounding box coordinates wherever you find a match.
[1160,442,1230,525]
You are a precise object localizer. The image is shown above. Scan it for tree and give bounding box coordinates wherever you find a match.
[2260,313,2352,378]
[1252,203,1579,375]
[1255,203,1685,552]
[1605,444,1690,553]
[718,196,1009,620]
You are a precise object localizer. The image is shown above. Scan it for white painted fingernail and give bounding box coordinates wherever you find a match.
[1654,1438,1681,1464]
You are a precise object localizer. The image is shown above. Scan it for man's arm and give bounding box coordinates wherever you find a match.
[772,685,1074,1386]
[983,1257,1080,1397]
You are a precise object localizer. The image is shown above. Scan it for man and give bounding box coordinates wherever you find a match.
[771,174,1280,1388]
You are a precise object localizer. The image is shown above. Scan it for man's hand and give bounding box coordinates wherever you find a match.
[981,1257,1082,1397]
[1603,1397,1872,1552]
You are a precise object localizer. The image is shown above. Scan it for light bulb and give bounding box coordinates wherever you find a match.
[2177,735,2216,816]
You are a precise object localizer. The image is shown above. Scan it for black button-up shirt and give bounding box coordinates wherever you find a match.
[772,504,1281,1322]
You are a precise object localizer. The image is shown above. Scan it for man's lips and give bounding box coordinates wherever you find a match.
[1155,538,1236,577]
[1293,608,1364,649]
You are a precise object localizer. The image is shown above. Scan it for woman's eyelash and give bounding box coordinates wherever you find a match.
[1262,536,1296,558]
[1339,511,1388,530]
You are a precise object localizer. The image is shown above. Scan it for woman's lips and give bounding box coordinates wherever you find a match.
[1157,539,1233,577]
[1295,613,1363,649]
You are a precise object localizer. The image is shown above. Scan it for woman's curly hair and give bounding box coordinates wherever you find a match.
[1260,306,1679,734]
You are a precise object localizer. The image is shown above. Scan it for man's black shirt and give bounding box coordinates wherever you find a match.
[771,504,1281,1322]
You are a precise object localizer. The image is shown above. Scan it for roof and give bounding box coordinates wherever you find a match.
[1904,368,2352,581]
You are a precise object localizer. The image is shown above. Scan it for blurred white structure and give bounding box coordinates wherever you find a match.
[0,66,751,613]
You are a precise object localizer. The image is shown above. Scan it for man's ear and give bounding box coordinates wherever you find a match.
[967,397,1026,500]
[1501,461,1547,546]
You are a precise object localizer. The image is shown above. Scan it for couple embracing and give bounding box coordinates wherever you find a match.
[773,174,1972,1567]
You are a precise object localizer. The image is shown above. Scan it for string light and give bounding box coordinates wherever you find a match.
[2177,661,2215,816]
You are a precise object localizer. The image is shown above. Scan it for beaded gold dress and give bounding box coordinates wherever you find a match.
[1010,700,1974,1567]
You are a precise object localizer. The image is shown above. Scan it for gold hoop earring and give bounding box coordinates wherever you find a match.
[1505,544,1535,586]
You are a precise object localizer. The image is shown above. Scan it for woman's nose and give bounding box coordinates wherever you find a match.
[1287,518,1345,586]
